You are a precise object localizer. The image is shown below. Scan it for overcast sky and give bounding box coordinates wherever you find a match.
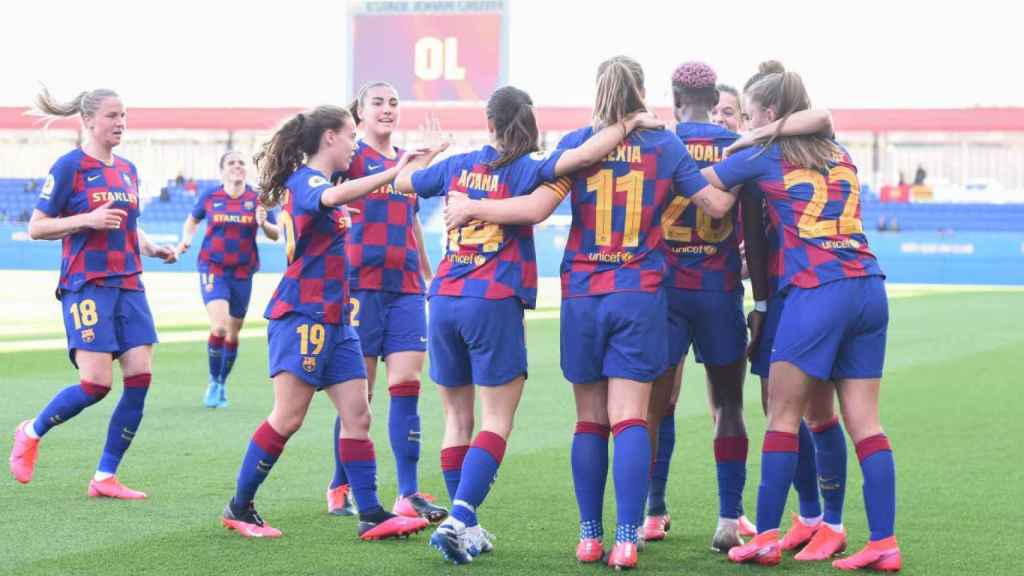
[3,0,1020,110]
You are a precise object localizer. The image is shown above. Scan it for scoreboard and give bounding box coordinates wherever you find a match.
[349,1,510,102]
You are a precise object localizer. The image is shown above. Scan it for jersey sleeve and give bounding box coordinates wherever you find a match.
[668,136,710,198]
[190,189,211,220]
[295,173,333,213]
[410,155,458,199]
[713,146,770,190]
[510,149,567,196]
[35,156,76,217]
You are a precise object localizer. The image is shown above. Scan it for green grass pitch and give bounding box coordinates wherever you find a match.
[2,289,1022,575]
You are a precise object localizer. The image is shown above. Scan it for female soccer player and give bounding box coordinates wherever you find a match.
[712,84,745,132]
[646,62,833,552]
[706,70,899,571]
[444,57,742,570]
[219,105,436,542]
[177,151,279,408]
[395,85,663,565]
[324,82,444,523]
[9,87,178,499]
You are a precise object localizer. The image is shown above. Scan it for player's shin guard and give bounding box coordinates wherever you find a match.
[856,434,896,541]
[235,420,289,505]
[612,419,649,544]
[97,374,150,474]
[208,334,225,382]
[33,381,110,437]
[441,445,469,503]
[330,416,349,489]
[451,431,506,527]
[388,380,421,498]
[812,417,848,525]
[339,438,383,513]
[220,340,238,384]
[573,421,610,540]
[794,421,823,519]
[714,435,748,519]
[647,408,675,516]
[756,431,799,533]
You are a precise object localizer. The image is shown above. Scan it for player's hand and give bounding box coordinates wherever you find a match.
[175,240,191,256]
[85,201,128,230]
[725,133,761,157]
[627,111,668,132]
[444,191,474,230]
[256,205,268,226]
[745,309,764,360]
[152,244,179,264]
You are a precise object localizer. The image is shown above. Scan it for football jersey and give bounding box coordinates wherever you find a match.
[334,140,424,294]
[555,127,709,298]
[410,145,566,309]
[36,149,144,293]
[191,185,274,279]
[713,142,883,291]
[264,166,352,324]
[663,122,742,291]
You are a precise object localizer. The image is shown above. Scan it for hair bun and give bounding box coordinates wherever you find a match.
[671,61,717,90]
[758,60,785,75]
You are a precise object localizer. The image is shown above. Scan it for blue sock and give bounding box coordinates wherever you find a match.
[219,340,238,384]
[33,381,109,437]
[794,421,823,518]
[714,435,748,519]
[388,381,421,497]
[572,421,610,540]
[208,334,225,383]
[812,418,848,525]
[235,420,288,505]
[646,408,675,516]
[612,419,650,544]
[756,431,799,533]
[441,445,469,503]
[856,434,896,541]
[330,416,349,489]
[98,374,151,474]
[339,438,383,513]
[451,431,506,528]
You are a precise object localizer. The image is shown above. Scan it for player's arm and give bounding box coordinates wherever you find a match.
[740,192,769,303]
[29,203,127,241]
[395,143,451,195]
[725,109,833,155]
[413,217,433,283]
[445,179,568,229]
[177,216,200,255]
[552,112,667,177]
[323,147,436,208]
[256,206,280,241]
[138,227,178,264]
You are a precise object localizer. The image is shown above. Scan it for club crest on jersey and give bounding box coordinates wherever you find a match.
[244,201,255,210]
[81,328,95,343]
[40,174,55,200]
[309,175,330,189]
[302,356,317,373]
[122,173,133,187]
[530,150,553,161]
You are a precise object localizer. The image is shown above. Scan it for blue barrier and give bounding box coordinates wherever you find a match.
[2,223,1021,285]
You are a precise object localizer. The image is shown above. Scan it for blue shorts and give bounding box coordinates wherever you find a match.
[428,296,526,387]
[199,270,253,319]
[267,313,368,390]
[61,283,158,368]
[750,292,786,378]
[560,290,668,385]
[772,276,888,381]
[350,290,427,359]
[666,287,747,367]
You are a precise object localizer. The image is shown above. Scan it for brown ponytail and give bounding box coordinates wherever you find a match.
[485,86,540,169]
[30,86,120,127]
[255,106,351,207]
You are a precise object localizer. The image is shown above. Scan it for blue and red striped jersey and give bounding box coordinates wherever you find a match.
[664,122,742,291]
[335,140,424,294]
[713,142,883,291]
[191,185,274,279]
[264,166,352,324]
[555,127,709,298]
[410,146,565,309]
[36,149,144,293]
